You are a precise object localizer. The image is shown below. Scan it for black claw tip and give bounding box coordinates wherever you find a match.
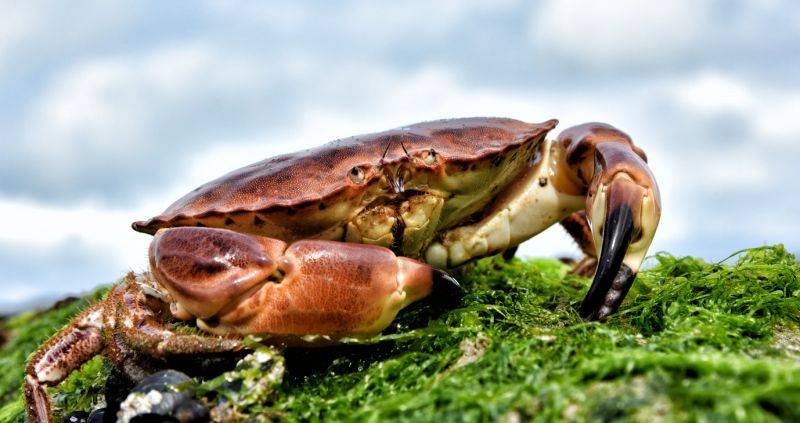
[431,268,463,308]
[580,204,635,320]
[596,264,636,320]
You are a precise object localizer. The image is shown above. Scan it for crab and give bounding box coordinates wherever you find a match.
[24,117,660,422]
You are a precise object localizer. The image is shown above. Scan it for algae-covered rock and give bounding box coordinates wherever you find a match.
[1,246,799,422]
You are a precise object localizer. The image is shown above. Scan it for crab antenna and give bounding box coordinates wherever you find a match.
[400,141,411,158]
[379,142,392,165]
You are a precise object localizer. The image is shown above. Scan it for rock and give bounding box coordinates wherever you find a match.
[117,370,209,423]
[86,408,105,423]
[62,411,88,423]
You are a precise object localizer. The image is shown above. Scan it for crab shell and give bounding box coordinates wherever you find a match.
[133,118,558,259]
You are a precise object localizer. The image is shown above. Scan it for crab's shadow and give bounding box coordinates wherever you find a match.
[282,299,453,383]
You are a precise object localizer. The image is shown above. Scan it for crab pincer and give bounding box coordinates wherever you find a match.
[554,123,661,320]
[150,227,462,340]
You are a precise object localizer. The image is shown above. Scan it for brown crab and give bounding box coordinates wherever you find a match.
[25,117,660,422]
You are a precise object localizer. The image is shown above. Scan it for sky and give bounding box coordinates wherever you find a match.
[1,0,798,314]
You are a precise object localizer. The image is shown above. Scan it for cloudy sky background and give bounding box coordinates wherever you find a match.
[1,0,798,314]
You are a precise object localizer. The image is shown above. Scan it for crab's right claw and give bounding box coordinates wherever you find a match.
[557,123,661,320]
[581,170,660,320]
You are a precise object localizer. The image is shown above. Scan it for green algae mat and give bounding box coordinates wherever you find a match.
[1,245,798,422]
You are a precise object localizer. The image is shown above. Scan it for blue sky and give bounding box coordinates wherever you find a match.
[1,0,798,314]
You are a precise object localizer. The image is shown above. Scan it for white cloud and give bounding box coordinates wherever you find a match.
[0,197,154,271]
[204,1,311,29]
[754,97,800,141]
[0,235,131,314]
[2,41,279,203]
[701,147,773,189]
[671,71,800,145]
[0,195,172,309]
[340,1,495,41]
[674,72,754,114]
[0,2,37,69]
[26,42,264,156]
[528,0,713,69]
[0,0,133,74]
[206,0,521,40]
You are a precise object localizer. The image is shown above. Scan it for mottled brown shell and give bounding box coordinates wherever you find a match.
[133,117,558,235]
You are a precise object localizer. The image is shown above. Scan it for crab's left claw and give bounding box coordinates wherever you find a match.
[556,123,661,320]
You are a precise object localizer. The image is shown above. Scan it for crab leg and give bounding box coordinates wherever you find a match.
[24,303,105,423]
[554,123,661,320]
[150,227,462,341]
[559,210,598,276]
[24,275,244,423]
[108,274,244,360]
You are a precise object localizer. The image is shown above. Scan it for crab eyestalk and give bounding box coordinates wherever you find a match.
[557,123,661,320]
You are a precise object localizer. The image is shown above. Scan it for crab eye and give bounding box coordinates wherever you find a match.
[423,148,438,165]
[348,166,366,184]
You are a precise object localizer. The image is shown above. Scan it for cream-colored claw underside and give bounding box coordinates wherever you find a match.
[589,174,660,274]
[426,139,585,268]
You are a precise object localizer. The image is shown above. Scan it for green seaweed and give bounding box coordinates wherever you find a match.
[1,246,799,422]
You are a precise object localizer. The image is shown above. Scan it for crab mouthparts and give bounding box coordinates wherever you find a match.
[390,176,404,193]
[384,167,407,194]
